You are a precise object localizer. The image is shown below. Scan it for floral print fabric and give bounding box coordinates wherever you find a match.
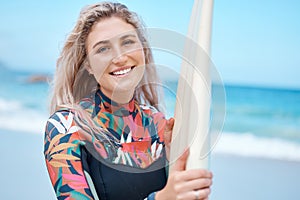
[44,89,166,199]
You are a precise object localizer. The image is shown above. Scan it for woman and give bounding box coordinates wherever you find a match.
[44,2,212,200]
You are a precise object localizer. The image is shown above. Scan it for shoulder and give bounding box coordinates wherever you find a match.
[45,109,79,138]
[44,110,84,157]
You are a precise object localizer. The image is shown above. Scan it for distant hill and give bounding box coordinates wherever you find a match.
[0,62,51,84]
[26,74,52,83]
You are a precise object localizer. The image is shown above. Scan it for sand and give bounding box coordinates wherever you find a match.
[210,154,300,200]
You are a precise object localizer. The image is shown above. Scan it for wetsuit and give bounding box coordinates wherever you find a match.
[44,89,167,200]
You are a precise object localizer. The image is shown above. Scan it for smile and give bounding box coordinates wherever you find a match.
[109,66,135,76]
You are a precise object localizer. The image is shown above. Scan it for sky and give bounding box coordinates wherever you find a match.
[0,0,299,89]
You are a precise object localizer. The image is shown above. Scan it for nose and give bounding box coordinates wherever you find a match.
[111,44,128,65]
[112,53,128,65]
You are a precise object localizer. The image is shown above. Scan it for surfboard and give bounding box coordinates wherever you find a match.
[170,0,214,169]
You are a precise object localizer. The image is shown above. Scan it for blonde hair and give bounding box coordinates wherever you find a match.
[50,2,162,115]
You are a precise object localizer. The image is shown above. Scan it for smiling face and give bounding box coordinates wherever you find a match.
[86,17,145,103]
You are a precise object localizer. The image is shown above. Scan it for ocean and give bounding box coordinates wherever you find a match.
[1,66,300,162]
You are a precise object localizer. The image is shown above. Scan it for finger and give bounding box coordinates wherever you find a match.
[173,148,190,171]
[191,188,211,200]
[164,118,174,146]
[164,117,175,132]
[175,178,212,192]
[179,169,213,181]
[176,188,211,200]
[168,117,175,129]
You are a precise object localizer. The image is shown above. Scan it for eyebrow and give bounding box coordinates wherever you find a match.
[92,40,109,49]
[92,34,137,49]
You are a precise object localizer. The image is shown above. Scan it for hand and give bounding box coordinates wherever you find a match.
[156,149,213,200]
[164,117,174,161]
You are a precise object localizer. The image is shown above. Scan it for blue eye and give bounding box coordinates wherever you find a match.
[97,46,110,53]
[123,39,135,46]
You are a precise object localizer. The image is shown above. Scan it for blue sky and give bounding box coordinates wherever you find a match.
[0,0,299,89]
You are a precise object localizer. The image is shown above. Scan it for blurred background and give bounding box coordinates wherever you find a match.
[0,0,299,199]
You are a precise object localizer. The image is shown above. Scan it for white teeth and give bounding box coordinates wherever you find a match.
[112,68,131,75]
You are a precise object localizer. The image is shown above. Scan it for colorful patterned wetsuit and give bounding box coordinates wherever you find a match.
[44,89,167,200]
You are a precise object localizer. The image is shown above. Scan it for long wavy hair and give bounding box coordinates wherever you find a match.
[50,2,162,114]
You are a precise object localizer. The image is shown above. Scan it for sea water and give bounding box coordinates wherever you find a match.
[214,85,300,161]
[0,67,49,133]
[1,66,300,161]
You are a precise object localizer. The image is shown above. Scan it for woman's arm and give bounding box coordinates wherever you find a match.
[44,111,96,199]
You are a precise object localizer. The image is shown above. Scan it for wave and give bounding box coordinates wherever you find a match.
[1,97,300,162]
[213,132,300,162]
[0,98,48,134]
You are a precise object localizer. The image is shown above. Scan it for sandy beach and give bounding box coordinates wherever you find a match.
[210,154,300,200]
[0,129,55,199]
[1,129,300,200]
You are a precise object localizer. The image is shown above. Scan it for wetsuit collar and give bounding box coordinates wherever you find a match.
[93,88,136,117]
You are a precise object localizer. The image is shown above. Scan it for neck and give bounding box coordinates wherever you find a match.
[101,88,135,104]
